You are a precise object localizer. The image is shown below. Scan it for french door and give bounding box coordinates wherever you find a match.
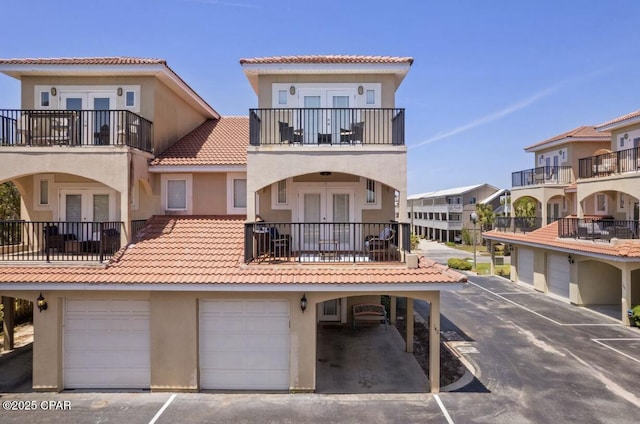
[299,90,355,144]
[298,188,355,252]
[60,189,114,240]
[60,92,117,145]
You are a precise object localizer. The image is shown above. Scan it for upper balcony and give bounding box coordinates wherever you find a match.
[578,146,640,179]
[249,108,405,147]
[0,109,153,153]
[512,166,572,188]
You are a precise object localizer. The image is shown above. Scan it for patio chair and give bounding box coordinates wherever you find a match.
[43,224,77,253]
[269,227,291,259]
[365,227,396,261]
[101,227,121,254]
[278,121,302,144]
[340,121,364,144]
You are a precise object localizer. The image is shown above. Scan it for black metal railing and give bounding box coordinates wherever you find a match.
[244,222,409,264]
[0,220,24,245]
[558,218,639,242]
[512,166,572,187]
[249,108,405,146]
[494,216,543,233]
[0,109,153,152]
[578,146,640,178]
[0,221,123,262]
[131,219,148,239]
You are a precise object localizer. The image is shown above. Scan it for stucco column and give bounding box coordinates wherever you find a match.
[2,296,15,351]
[406,298,414,353]
[33,294,62,391]
[622,266,632,326]
[429,292,440,393]
[120,189,130,246]
[540,199,547,226]
[489,240,495,276]
[389,296,397,325]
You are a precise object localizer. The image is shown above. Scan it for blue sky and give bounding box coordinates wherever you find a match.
[1,0,640,195]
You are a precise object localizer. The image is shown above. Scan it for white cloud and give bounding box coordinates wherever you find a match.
[409,67,612,150]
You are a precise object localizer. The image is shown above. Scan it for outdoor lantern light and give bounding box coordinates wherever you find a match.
[300,293,307,313]
[568,255,575,264]
[470,211,479,271]
[358,85,364,95]
[50,87,57,96]
[36,292,47,312]
[289,85,296,95]
[117,87,123,96]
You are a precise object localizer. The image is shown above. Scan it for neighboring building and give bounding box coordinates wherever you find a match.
[484,114,640,324]
[0,55,466,393]
[407,183,503,242]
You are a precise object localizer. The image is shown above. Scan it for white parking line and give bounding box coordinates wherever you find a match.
[434,394,455,424]
[592,339,640,365]
[149,393,177,424]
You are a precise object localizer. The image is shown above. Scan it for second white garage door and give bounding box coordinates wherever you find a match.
[199,299,290,390]
[547,253,570,299]
[64,299,150,389]
[518,248,534,287]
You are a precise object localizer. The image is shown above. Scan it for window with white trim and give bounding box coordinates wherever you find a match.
[125,91,136,108]
[277,179,287,204]
[278,90,287,105]
[234,179,247,208]
[365,178,376,204]
[33,174,52,210]
[227,173,248,214]
[595,193,607,213]
[40,91,50,108]
[366,89,375,105]
[161,174,192,212]
[469,197,477,205]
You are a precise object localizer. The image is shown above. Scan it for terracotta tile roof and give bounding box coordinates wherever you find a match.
[240,55,414,65]
[151,117,248,166]
[0,57,166,65]
[0,216,466,286]
[484,221,640,258]
[597,110,640,129]
[524,126,610,150]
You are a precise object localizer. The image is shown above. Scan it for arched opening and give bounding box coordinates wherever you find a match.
[577,260,621,319]
[0,295,34,392]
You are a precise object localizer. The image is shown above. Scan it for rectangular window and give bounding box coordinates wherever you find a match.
[366,89,375,105]
[277,180,287,204]
[233,179,247,208]
[167,180,187,210]
[469,197,476,205]
[278,90,287,105]
[620,137,625,148]
[596,194,607,213]
[125,91,135,107]
[39,179,49,205]
[365,178,376,204]
[40,92,50,107]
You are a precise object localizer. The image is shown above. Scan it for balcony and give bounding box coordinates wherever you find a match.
[578,146,640,179]
[249,108,405,146]
[493,216,544,233]
[558,217,639,242]
[512,166,572,187]
[0,109,153,152]
[244,222,410,264]
[0,221,123,263]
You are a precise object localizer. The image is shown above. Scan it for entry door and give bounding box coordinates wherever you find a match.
[299,90,355,144]
[60,190,114,240]
[60,92,116,145]
[299,189,355,251]
[318,299,340,321]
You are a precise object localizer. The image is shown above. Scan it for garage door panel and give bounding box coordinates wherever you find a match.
[518,248,534,286]
[64,299,150,389]
[548,254,570,299]
[200,299,289,390]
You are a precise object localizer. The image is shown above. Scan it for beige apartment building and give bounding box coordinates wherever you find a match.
[0,56,465,393]
[484,117,640,324]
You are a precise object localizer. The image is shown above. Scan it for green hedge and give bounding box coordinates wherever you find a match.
[447,258,472,270]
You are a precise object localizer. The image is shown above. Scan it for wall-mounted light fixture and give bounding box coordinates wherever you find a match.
[624,133,629,139]
[567,255,575,264]
[289,85,296,95]
[117,87,123,96]
[50,87,57,96]
[320,171,332,176]
[300,293,307,313]
[357,85,364,95]
[36,292,48,312]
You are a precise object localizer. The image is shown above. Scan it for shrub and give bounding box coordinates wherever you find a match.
[461,228,473,245]
[410,234,420,250]
[445,241,455,247]
[447,258,472,271]
[632,305,640,325]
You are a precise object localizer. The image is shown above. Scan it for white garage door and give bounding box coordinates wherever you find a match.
[518,248,534,286]
[64,299,150,389]
[200,299,289,390]
[548,254,570,299]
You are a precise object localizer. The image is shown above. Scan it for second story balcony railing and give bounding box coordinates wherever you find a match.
[512,166,572,187]
[0,220,123,263]
[0,109,153,152]
[249,108,405,146]
[244,222,410,264]
[578,146,640,178]
[494,216,543,233]
[558,217,639,242]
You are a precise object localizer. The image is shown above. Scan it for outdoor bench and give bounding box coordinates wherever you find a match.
[352,303,388,329]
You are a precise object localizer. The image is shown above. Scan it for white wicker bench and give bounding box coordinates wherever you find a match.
[352,303,388,329]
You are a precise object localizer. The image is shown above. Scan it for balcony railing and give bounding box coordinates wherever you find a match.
[0,221,123,263]
[578,146,640,178]
[0,109,153,152]
[494,216,543,233]
[244,222,409,264]
[512,166,572,187]
[558,217,639,242]
[249,108,405,146]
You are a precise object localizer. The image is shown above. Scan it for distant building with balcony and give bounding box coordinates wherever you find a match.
[0,55,465,394]
[484,113,640,325]
[407,183,503,242]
